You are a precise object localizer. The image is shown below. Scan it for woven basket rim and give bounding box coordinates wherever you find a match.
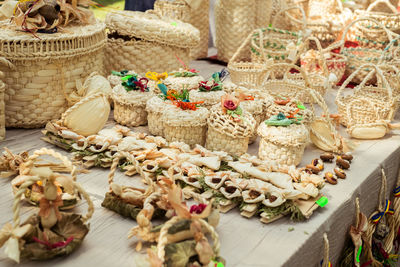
[0,21,106,60]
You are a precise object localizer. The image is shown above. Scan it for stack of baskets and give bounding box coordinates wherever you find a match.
[0,20,106,128]
[105,10,200,75]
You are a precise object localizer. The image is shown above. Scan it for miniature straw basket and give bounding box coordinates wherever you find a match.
[205,106,256,156]
[0,21,106,128]
[105,10,200,75]
[165,72,204,92]
[340,17,394,84]
[336,64,397,127]
[260,63,326,104]
[0,67,5,141]
[238,97,264,144]
[163,105,209,146]
[257,122,309,166]
[112,84,153,127]
[146,96,169,136]
[189,90,226,110]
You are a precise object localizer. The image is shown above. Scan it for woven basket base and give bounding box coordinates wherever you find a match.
[205,126,249,157]
[259,138,305,166]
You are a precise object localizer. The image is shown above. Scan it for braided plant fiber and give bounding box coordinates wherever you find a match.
[105,10,200,75]
[0,21,106,128]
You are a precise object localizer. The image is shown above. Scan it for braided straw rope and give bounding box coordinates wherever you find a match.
[0,21,106,128]
[384,166,400,253]
[163,106,209,146]
[363,168,388,266]
[105,11,199,75]
[353,0,400,47]
[340,17,394,84]
[257,122,309,166]
[157,216,220,262]
[336,63,395,127]
[111,85,152,127]
[215,0,256,63]
[322,233,331,267]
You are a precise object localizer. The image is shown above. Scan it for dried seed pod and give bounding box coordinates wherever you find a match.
[325,172,337,185]
[340,153,353,163]
[334,168,346,179]
[320,153,334,162]
[336,158,350,170]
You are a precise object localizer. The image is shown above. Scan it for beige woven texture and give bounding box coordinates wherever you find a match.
[264,99,315,126]
[165,73,204,91]
[0,68,5,140]
[239,98,264,144]
[189,90,226,109]
[0,21,106,128]
[205,105,256,156]
[162,105,209,146]
[112,85,153,127]
[215,0,256,63]
[257,122,309,166]
[105,10,199,75]
[146,96,169,136]
[336,63,397,127]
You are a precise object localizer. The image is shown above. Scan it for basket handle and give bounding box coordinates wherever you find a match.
[229,30,254,65]
[157,217,220,262]
[271,5,307,32]
[336,63,394,104]
[339,17,395,52]
[261,62,312,88]
[366,0,398,13]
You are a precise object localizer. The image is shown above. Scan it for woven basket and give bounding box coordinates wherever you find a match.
[0,21,106,128]
[164,72,204,92]
[154,0,209,59]
[257,122,309,166]
[260,63,326,104]
[0,66,5,141]
[112,84,153,127]
[250,6,306,64]
[308,0,341,19]
[215,0,256,63]
[263,98,315,126]
[336,63,397,127]
[105,10,200,76]
[189,90,226,109]
[353,0,400,47]
[163,105,209,146]
[205,105,256,156]
[146,96,169,136]
[340,17,395,84]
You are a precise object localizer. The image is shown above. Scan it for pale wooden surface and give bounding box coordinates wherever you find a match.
[0,58,400,267]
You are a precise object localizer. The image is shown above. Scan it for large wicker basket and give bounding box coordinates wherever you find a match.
[257,122,309,166]
[0,21,106,128]
[163,105,209,146]
[336,63,397,127]
[105,10,200,76]
[205,105,256,156]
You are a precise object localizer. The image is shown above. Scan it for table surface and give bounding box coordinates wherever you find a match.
[0,58,400,267]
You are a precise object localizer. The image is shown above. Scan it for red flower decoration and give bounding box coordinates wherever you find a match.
[190,203,207,214]
[224,100,237,110]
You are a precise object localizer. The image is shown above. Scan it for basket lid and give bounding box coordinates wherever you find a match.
[257,122,309,146]
[163,105,209,126]
[105,11,200,48]
[0,20,106,60]
[207,106,256,138]
[112,84,153,106]
[146,95,170,113]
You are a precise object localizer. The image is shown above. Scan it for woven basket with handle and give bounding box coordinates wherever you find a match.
[0,21,106,128]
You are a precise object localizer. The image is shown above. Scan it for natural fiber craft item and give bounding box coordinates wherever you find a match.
[340,17,394,84]
[163,105,209,146]
[0,148,94,263]
[108,70,137,88]
[250,6,306,64]
[105,10,200,75]
[188,72,227,109]
[205,96,256,156]
[215,0,256,63]
[61,92,110,137]
[0,21,106,128]
[257,115,309,166]
[260,63,326,104]
[146,95,170,136]
[0,67,5,141]
[353,0,400,48]
[336,63,397,128]
[112,78,153,127]
[164,69,204,92]
[308,0,342,19]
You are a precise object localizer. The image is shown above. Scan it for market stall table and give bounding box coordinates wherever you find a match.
[0,58,399,267]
